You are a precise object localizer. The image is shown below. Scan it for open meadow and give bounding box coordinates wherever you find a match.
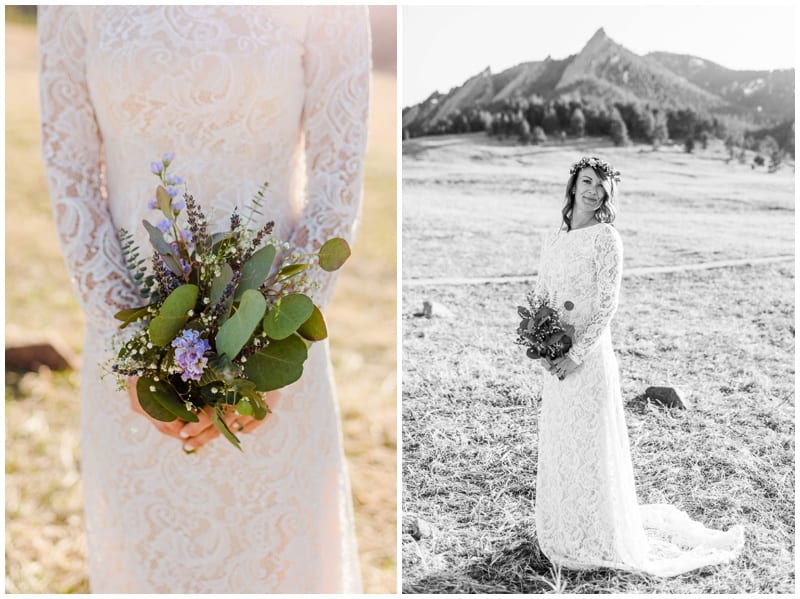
[5,20,396,593]
[401,133,794,593]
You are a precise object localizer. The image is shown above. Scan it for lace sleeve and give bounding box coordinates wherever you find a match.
[39,6,140,338]
[567,226,623,365]
[288,6,371,308]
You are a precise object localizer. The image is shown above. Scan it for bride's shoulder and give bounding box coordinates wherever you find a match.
[593,223,623,248]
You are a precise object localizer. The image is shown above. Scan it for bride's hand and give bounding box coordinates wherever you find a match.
[177,391,282,452]
[551,355,579,380]
[126,376,186,441]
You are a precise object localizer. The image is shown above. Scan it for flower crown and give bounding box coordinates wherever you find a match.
[569,156,621,183]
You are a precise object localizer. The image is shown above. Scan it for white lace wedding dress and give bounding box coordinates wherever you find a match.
[39,6,369,593]
[531,223,744,577]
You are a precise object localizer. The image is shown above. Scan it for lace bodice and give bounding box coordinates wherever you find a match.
[40,5,370,337]
[531,223,623,364]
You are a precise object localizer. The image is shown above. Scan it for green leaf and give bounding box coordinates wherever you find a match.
[148,284,198,346]
[244,334,308,392]
[136,378,176,422]
[156,185,174,220]
[250,394,269,420]
[278,263,309,279]
[297,304,328,341]
[136,378,199,423]
[318,238,351,272]
[263,293,314,340]
[209,263,234,305]
[211,408,242,451]
[216,289,267,358]
[235,245,276,300]
[236,398,254,416]
[210,231,235,251]
[114,305,151,329]
[142,220,183,276]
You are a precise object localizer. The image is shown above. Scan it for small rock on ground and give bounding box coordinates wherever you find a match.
[645,386,691,409]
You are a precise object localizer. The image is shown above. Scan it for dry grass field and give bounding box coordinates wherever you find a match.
[5,19,396,593]
[402,133,794,593]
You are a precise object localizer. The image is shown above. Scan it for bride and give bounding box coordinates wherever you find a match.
[39,5,369,593]
[531,156,745,577]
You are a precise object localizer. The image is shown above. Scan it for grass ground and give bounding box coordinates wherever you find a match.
[401,134,794,593]
[5,21,396,593]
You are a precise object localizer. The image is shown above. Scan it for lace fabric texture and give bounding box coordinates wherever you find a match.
[532,223,744,577]
[39,5,369,592]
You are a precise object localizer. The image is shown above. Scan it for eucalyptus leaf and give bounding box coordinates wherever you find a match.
[211,408,242,451]
[148,284,198,346]
[216,289,267,358]
[210,231,235,252]
[198,353,242,386]
[236,398,254,416]
[156,185,174,220]
[244,334,308,392]
[263,293,314,340]
[235,245,276,299]
[136,378,176,422]
[278,263,309,279]
[210,263,234,305]
[136,378,200,424]
[114,305,151,329]
[296,304,328,341]
[143,220,183,276]
[318,238,350,272]
[250,394,269,420]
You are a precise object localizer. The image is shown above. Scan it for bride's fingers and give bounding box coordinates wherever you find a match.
[181,422,221,452]
[241,417,267,434]
[155,418,185,439]
[179,406,214,439]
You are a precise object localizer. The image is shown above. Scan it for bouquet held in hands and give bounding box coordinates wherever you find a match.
[108,153,350,450]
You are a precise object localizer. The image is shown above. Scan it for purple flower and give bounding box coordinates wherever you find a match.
[167,186,180,198]
[150,161,163,175]
[180,258,191,275]
[171,198,186,213]
[156,219,172,234]
[162,152,175,166]
[147,196,158,210]
[166,174,184,185]
[171,329,210,382]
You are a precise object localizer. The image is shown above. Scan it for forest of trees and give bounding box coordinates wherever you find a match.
[402,95,794,169]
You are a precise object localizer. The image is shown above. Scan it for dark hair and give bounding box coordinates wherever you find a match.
[561,165,618,231]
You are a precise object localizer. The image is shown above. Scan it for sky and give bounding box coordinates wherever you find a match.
[402,3,796,107]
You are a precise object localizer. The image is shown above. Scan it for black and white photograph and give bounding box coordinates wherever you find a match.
[402,4,794,594]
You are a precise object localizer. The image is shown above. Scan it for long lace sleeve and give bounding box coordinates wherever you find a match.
[39,6,140,338]
[567,226,623,365]
[289,6,371,308]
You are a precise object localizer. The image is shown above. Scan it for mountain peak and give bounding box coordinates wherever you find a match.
[590,27,608,41]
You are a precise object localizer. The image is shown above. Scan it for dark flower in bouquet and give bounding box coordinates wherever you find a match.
[516,295,575,361]
[108,153,351,450]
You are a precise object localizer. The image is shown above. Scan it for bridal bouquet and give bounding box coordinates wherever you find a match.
[108,153,350,450]
[516,295,575,360]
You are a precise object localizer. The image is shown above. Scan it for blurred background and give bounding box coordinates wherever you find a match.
[5,5,397,593]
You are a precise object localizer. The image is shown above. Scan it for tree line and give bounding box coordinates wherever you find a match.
[403,96,793,171]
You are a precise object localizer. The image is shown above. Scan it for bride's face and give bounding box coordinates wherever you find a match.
[573,167,607,212]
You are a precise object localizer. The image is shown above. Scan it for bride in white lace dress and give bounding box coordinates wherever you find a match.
[531,157,744,577]
[39,6,368,593]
